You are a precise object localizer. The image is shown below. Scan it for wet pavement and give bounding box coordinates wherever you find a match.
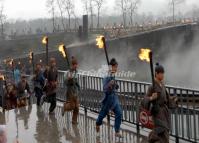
[0,103,149,143]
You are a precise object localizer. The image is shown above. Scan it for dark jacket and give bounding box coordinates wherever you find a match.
[65,69,80,100]
[34,71,45,90]
[44,67,58,82]
[143,80,177,134]
[44,67,58,95]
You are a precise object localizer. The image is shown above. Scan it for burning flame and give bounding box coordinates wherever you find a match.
[0,75,5,80]
[9,59,13,66]
[138,48,151,62]
[29,52,33,60]
[96,36,104,49]
[39,59,42,63]
[42,36,48,44]
[58,44,66,58]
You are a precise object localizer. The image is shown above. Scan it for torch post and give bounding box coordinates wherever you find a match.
[30,52,35,74]
[42,36,49,66]
[103,37,111,124]
[63,46,70,68]
[102,37,110,65]
[96,36,111,123]
[46,39,49,66]
[149,51,155,88]
[11,60,14,80]
[0,76,7,112]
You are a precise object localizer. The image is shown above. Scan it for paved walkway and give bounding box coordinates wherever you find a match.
[0,103,149,143]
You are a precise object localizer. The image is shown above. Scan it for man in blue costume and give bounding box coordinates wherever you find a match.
[33,63,45,106]
[96,58,122,138]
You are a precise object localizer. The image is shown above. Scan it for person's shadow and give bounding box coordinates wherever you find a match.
[16,105,32,130]
[63,124,80,143]
[0,112,6,124]
[34,107,61,143]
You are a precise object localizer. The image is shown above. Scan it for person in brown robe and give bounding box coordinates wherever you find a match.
[143,63,178,143]
[62,57,80,124]
[17,75,31,107]
[43,58,58,114]
[5,83,18,110]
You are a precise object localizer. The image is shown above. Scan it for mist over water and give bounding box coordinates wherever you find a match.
[74,26,199,89]
[162,33,199,89]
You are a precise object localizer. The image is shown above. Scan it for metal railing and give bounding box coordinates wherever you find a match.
[0,69,199,142]
[56,71,199,143]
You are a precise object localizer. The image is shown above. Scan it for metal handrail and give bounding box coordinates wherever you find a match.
[57,71,199,143]
[0,70,198,142]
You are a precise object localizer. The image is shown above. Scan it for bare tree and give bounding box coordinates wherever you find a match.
[94,0,104,29]
[169,0,185,23]
[57,0,66,31]
[0,0,6,39]
[116,0,129,28]
[191,5,199,19]
[89,0,94,30]
[128,0,140,26]
[46,0,57,32]
[72,11,79,30]
[82,0,95,30]
[62,0,74,30]
[82,0,89,15]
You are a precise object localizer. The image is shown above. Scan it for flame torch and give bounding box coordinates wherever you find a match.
[0,75,7,111]
[0,75,7,90]
[42,36,49,65]
[138,48,157,129]
[29,51,34,73]
[138,48,154,88]
[9,59,14,78]
[58,44,70,68]
[96,36,110,65]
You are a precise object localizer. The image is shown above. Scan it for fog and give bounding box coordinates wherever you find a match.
[162,33,199,89]
[1,0,199,90]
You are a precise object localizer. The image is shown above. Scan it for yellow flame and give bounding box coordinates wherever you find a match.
[96,36,104,49]
[29,52,33,60]
[9,59,13,66]
[138,48,151,62]
[42,36,48,44]
[58,44,66,58]
[39,59,42,63]
[0,75,5,80]
[18,61,21,65]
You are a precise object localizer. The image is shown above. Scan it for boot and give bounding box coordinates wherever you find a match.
[72,107,79,124]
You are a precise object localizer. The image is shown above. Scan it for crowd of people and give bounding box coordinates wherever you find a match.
[0,55,178,143]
